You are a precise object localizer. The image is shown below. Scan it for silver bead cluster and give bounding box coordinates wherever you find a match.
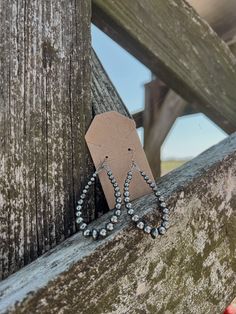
[123,168,170,239]
[76,168,122,241]
[76,158,170,241]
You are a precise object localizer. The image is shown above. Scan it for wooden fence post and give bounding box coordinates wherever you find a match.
[0,0,93,280]
[145,91,188,178]
[143,79,168,178]
[0,0,132,281]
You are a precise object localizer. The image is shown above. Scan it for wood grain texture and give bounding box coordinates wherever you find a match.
[0,3,132,281]
[92,0,236,133]
[0,132,235,314]
[0,0,92,280]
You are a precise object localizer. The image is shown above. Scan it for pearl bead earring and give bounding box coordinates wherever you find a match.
[123,148,170,239]
[76,157,122,240]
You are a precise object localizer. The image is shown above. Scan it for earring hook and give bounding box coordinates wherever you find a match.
[97,155,110,173]
[128,148,140,171]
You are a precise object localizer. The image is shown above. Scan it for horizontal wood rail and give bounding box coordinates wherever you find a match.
[1,132,236,313]
[92,0,236,133]
[132,105,199,129]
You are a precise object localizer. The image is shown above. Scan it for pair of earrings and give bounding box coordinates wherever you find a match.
[75,151,169,240]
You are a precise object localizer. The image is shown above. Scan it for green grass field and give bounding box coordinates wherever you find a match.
[161,159,189,176]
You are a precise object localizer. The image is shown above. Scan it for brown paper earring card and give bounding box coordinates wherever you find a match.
[85,111,155,209]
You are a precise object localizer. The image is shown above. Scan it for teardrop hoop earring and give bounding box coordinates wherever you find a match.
[123,148,170,239]
[76,157,122,240]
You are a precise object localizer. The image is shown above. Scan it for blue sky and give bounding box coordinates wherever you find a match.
[92,25,227,160]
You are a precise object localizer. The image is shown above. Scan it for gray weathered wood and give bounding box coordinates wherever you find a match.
[0,0,92,280]
[92,0,236,133]
[0,132,236,314]
[0,0,130,281]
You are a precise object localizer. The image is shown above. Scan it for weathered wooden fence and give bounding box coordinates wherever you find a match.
[0,133,236,313]
[0,0,236,313]
[93,0,236,133]
[0,0,131,280]
[0,0,91,279]
[93,0,236,179]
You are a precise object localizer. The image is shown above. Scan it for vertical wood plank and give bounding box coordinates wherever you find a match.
[143,79,168,178]
[143,79,168,145]
[0,0,92,280]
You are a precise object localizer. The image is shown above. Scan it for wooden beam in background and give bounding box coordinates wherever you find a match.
[92,0,236,133]
[133,99,230,134]
[147,92,187,146]
[145,91,188,179]
[132,110,144,129]
[143,79,168,178]
[132,105,199,128]
[143,79,169,145]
